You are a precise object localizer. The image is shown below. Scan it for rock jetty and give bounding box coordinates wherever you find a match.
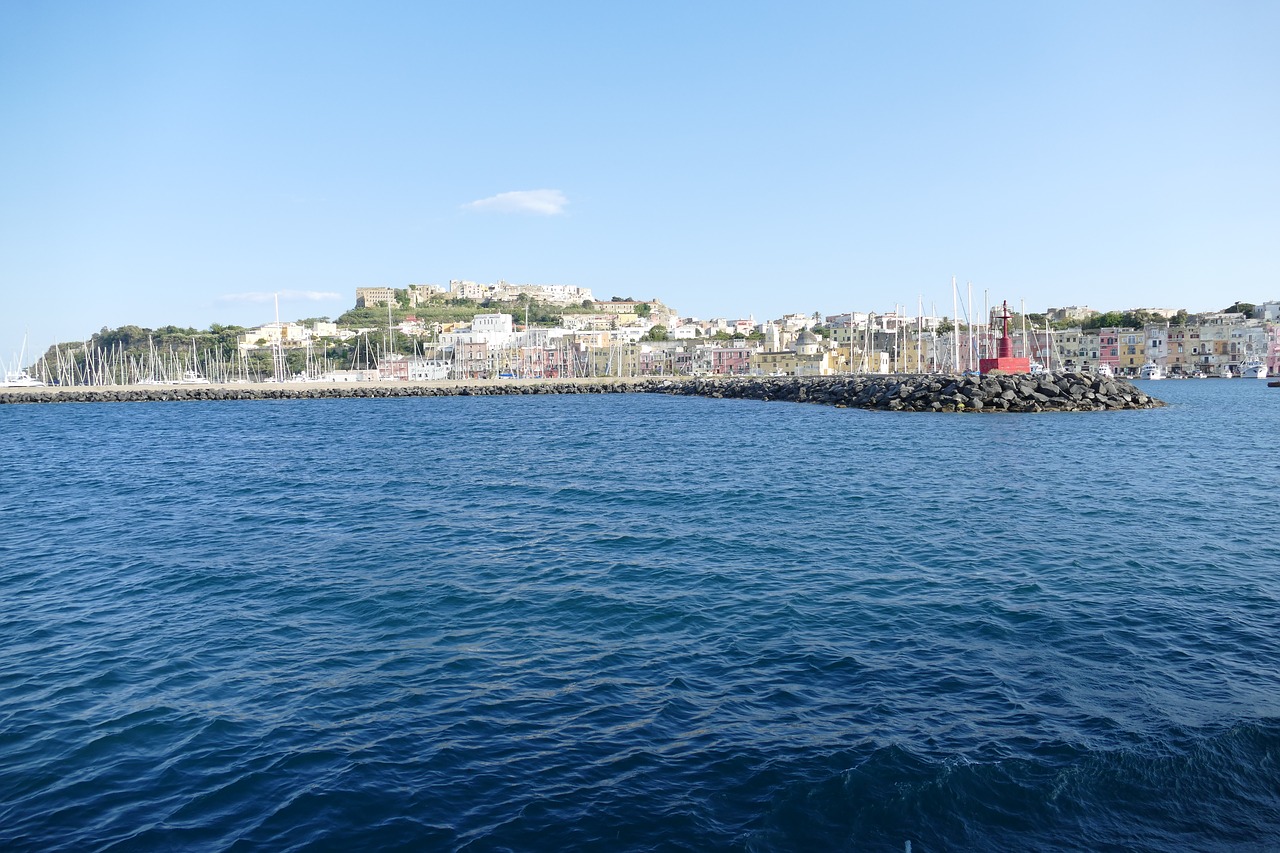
[653,373,1163,411]
[0,373,1163,412]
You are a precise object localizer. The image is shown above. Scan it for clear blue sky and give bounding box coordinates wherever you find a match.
[2,0,1277,358]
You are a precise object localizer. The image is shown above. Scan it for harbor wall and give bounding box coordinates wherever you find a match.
[0,374,1164,411]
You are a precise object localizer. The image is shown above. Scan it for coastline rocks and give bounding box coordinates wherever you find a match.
[0,373,1165,412]
[652,374,1163,412]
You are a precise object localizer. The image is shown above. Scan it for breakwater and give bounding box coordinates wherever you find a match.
[659,373,1165,411]
[0,373,1163,411]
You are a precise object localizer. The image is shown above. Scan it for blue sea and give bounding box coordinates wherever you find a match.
[2,379,1278,851]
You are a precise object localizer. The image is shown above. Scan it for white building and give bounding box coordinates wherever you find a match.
[449,280,488,301]
[237,322,308,351]
[777,313,816,332]
[1256,301,1280,322]
[472,314,514,336]
[825,312,870,329]
[1144,323,1169,365]
[1128,307,1181,320]
[492,282,595,305]
[446,279,596,306]
[407,358,451,381]
[1047,305,1097,323]
[438,314,530,350]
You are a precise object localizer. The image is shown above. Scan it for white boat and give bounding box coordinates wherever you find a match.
[2,369,45,388]
[1138,362,1164,380]
[1095,363,1115,379]
[1217,364,1235,379]
[178,370,210,385]
[3,335,46,387]
[1239,359,1267,379]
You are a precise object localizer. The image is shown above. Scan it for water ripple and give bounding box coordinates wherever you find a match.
[1,383,1278,850]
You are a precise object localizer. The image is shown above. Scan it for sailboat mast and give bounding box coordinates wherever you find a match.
[983,289,989,362]
[844,310,853,374]
[951,276,960,374]
[1045,318,1053,372]
[274,292,282,381]
[916,295,923,373]
[966,281,974,372]
[1021,299,1027,362]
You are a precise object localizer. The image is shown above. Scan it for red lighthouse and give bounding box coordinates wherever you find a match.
[979,301,1031,375]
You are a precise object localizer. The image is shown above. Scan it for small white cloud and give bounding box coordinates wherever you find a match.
[463,189,568,216]
[217,290,342,304]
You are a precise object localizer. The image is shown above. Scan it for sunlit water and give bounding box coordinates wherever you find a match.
[2,380,1278,851]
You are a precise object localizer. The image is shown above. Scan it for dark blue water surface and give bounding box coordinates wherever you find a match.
[2,380,1279,851]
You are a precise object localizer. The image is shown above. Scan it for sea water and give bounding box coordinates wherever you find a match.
[1,380,1278,851]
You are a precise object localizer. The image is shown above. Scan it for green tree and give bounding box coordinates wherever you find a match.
[1083,311,1126,329]
[936,318,955,335]
[1224,301,1255,316]
[207,324,246,353]
[643,325,669,341]
[94,325,149,350]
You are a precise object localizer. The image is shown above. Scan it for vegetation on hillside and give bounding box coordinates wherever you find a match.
[337,293,599,328]
[30,291,616,381]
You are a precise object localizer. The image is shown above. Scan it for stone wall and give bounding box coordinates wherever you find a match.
[0,374,1164,412]
[654,373,1164,412]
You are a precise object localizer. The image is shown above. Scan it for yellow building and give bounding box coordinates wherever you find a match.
[356,287,396,308]
[750,329,842,375]
[1117,331,1146,372]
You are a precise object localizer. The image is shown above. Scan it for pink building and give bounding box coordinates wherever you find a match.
[1098,328,1122,372]
[638,348,663,375]
[1266,325,1280,377]
[377,354,409,380]
[510,346,546,378]
[542,342,591,378]
[711,346,751,375]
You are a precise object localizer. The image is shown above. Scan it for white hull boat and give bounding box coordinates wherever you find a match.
[1240,360,1267,379]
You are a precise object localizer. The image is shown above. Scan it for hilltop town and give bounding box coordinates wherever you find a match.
[19,280,1280,386]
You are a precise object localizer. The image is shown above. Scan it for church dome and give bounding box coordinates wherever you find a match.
[794,328,821,355]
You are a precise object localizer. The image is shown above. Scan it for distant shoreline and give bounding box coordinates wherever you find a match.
[2,376,636,397]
